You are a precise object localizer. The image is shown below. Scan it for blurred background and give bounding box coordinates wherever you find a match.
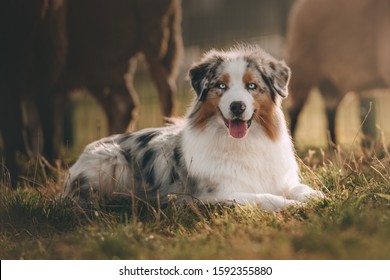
[1,0,390,185]
[71,0,298,152]
[117,0,389,150]
[71,0,390,150]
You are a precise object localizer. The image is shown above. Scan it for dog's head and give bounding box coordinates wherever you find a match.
[188,45,290,140]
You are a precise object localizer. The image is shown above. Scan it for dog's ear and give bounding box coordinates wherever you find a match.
[188,62,210,101]
[188,53,223,101]
[261,60,291,101]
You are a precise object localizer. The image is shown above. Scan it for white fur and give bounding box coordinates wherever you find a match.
[182,108,323,211]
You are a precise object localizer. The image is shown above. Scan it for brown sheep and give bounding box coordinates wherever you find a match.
[0,0,183,187]
[0,0,67,187]
[285,0,390,146]
[64,0,183,133]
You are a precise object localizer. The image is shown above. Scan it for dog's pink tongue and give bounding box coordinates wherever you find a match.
[228,120,248,139]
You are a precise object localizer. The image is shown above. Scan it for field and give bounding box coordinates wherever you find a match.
[1,72,390,260]
[1,148,389,259]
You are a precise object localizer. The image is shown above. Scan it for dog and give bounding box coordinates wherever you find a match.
[63,45,324,211]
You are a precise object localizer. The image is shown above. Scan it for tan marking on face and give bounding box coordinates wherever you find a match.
[192,95,221,130]
[220,73,231,84]
[253,94,278,141]
[243,71,255,85]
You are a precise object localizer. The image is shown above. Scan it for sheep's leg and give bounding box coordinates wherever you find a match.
[319,79,342,146]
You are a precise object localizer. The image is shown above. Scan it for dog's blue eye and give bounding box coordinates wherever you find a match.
[247,83,257,90]
[217,83,227,89]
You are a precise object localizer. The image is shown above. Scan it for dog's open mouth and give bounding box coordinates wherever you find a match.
[223,116,253,139]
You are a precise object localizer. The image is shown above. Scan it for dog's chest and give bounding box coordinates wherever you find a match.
[181,127,297,194]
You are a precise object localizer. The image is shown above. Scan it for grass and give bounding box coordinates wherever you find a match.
[1,146,389,260]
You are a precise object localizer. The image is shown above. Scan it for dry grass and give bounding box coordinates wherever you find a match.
[1,145,389,260]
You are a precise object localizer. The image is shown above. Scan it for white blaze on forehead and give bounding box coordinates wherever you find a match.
[219,57,254,121]
[224,57,247,81]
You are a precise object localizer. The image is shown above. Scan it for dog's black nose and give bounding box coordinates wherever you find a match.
[230,101,246,116]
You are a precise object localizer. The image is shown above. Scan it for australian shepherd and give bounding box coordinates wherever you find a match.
[63,45,324,211]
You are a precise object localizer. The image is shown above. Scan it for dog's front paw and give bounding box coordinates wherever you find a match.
[288,184,325,202]
[301,189,325,202]
[254,194,304,212]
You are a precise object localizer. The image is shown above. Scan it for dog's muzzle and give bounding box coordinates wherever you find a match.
[221,101,253,139]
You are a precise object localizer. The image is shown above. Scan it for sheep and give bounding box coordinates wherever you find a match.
[0,0,183,187]
[285,0,390,146]
[0,0,67,186]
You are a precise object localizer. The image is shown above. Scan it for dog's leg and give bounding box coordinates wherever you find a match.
[226,192,302,212]
[286,184,324,202]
